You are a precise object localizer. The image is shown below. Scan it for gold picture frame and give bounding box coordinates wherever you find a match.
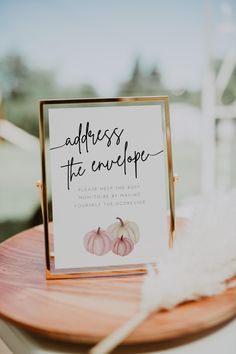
[38,96,175,279]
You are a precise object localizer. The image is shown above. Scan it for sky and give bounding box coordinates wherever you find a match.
[0,0,235,95]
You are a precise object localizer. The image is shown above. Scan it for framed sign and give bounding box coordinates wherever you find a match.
[38,96,175,279]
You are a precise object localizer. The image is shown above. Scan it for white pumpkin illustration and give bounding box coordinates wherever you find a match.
[107,217,140,244]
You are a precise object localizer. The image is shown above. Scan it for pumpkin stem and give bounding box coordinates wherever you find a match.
[116,217,124,227]
[97,227,101,234]
[121,235,124,241]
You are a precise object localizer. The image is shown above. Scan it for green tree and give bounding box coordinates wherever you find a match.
[0,54,98,136]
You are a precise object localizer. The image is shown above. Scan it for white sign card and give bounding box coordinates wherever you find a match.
[39,98,174,277]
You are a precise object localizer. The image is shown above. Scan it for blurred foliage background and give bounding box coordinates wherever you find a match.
[0,0,236,241]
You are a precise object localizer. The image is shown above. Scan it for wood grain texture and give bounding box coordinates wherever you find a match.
[0,221,236,344]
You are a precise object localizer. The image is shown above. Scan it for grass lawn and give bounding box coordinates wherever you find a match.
[173,143,201,201]
[0,142,41,240]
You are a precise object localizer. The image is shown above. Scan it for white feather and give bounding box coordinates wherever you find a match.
[141,190,236,313]
[90,191,236,354]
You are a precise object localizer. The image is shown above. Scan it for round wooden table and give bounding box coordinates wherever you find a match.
[0,222,236,349]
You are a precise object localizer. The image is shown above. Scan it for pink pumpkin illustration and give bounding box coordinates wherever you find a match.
[112,235,134,256]
[84,227,112,256]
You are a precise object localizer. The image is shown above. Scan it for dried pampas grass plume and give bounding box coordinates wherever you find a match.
[90,191,236,354]
[142,190,236,312]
